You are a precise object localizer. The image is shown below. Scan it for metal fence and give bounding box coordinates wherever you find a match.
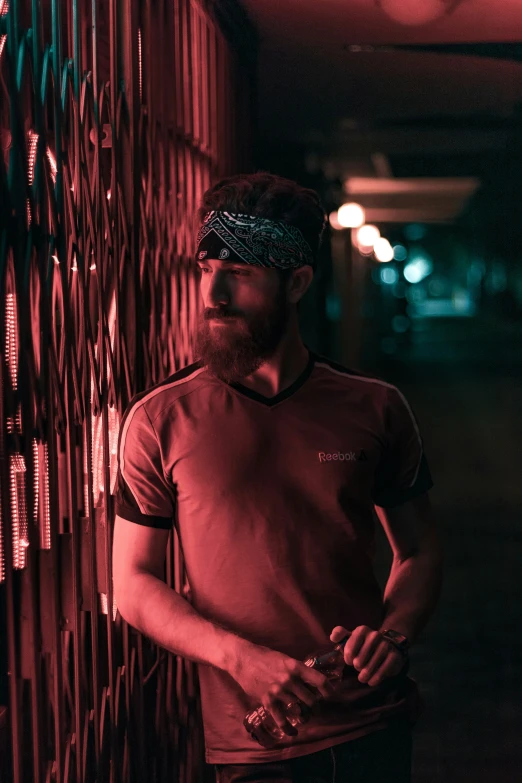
[0,0,256,780]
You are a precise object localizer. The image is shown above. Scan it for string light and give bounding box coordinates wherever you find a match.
[337,202,365,229]
[356,224,380,248]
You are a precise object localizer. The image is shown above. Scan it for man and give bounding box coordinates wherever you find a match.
[112,172,443,782]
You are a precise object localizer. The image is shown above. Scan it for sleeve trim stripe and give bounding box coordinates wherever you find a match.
[114,504,172,529]
[391,386,424,489]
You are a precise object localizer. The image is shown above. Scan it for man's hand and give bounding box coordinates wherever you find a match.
[229,639,336,737]
[330,625,405,687]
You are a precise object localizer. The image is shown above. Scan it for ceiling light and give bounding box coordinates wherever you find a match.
[376,0,456,26]
[374,238,394,262]
[356,224,380,248]
[337,202,366,228]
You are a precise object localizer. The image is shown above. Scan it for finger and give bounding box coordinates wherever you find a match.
[330,626,350,643]
[291,680,325,708]
[343,626,370,666]
[307,674,336,700]
[267,692,298,736]
[358,643,390,683]
[351,629,381,670]
[367,653,404,687]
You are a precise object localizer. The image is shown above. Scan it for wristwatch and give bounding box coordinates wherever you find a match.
[380,629,410,657]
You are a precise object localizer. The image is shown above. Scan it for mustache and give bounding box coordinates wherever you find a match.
[204,309,242,320]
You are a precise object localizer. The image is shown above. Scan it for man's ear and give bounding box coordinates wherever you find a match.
[288,266,314,304]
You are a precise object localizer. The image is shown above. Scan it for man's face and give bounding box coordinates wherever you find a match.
[194,258,291,384]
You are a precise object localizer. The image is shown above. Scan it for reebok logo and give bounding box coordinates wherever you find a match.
[318,450,368,463]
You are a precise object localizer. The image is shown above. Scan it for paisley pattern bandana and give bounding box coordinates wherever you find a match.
[195,211,315,270]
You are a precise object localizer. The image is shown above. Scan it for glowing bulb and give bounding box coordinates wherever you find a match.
[374,237,394,262]
[337,202,365,229]
[356,224,380,248]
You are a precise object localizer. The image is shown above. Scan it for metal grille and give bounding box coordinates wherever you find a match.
[0,0,256,780]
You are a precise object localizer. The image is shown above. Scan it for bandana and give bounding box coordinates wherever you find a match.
[195,211,315,270]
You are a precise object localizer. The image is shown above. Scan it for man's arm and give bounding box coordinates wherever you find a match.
[112,515,250,674]
[331,491,443,686]
[374,491,444,644]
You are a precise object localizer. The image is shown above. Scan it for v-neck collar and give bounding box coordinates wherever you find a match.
[223,347,316,407]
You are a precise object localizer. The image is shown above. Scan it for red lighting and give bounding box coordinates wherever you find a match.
[376,0,455,26]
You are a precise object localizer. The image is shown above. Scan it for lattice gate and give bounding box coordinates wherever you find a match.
[0,0,256,780]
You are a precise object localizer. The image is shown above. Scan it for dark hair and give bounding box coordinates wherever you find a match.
[196,171,328,279]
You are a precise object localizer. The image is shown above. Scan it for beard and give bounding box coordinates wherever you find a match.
[194,278,291,384]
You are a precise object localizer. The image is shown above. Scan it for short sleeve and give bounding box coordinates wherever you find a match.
[371,384,434,509]
[112,400,176,529]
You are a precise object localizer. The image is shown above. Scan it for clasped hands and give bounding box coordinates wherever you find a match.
[330,625,406,688]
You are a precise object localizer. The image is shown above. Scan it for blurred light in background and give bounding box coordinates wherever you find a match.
[487,260,507,293]
[404,250,433,283]
[414,293,475,317]
[326,292,342,321]
[392,281,407,298]
[337,202,366,228]
[404,223,427,241]
[467,260,486,286]
[374,237,394,262]
[380,266,399,285]
[329,211,343,230]
[371,266,383,285]
[406,285,427,304]
[427,277,447,297]
[392,244,407,261]
[453,288,474,313]
[356,224,380,250]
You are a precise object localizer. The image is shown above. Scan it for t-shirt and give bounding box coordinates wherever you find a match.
[112,347,434,764]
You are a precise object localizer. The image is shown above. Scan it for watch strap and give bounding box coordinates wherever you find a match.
[380,629,410,657]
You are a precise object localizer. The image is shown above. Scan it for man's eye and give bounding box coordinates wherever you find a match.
[196,267,248,276]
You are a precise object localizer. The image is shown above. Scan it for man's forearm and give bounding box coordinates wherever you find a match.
[379,550,443,645]
[117,570,250,675]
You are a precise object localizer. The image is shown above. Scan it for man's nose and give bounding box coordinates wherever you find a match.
[207,271,231,307]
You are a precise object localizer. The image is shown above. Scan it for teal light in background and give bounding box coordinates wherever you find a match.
[404,251,433,283]
[428,277,447,297]
[404,223,427,241]
[487,261,507,293]
[468,260,485,286]
[371,266,383,284]
[380,267,398,285]
[392,244,408,261]
[406,285,427,304]
[392,281,407,298]
[326,292,342,321]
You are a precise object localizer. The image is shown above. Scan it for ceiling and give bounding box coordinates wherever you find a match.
[240,0,522,209]
[241,0,522,49]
